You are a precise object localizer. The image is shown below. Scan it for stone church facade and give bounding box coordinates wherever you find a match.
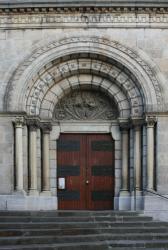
[0,0,168,220]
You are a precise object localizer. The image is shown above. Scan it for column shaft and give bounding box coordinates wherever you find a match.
[42,132,50,192]
[118,121,130,211]
[121,130,129,191]
[146,119,156,190]
[29,125,38,195]
[15,119,24,192]
[41,122,52,195]
[134,126,141,191]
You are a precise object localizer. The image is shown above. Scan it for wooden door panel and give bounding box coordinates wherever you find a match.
[86,134,114,210]
[57,134,114,210]
[91,177,114,190]
[57,134,86,210]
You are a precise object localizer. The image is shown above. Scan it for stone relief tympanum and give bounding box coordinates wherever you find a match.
[54,90,118,120]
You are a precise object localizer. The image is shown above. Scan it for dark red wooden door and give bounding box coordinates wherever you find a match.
[57,134,114,210]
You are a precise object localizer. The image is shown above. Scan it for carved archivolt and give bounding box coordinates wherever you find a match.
[4,37,163,115]
[54,90,119,120]
[26,58,143,118]
[39,75,131,119]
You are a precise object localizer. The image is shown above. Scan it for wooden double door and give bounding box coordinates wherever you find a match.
[57,134,114,210]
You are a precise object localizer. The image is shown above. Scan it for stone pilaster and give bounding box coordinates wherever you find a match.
[27,119,39,196]
[146,116,157,190]
[41,122,52,196]
[13,117,25,194]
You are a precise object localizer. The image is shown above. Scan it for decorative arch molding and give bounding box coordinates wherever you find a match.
[39,75,131,119]
[4,36,163,114]
[25,58,143,118]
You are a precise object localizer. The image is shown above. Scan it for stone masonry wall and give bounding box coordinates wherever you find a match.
[0,28,168,112]
[0,116,14,194]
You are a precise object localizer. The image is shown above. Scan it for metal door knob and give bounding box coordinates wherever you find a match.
[86,180,90,184]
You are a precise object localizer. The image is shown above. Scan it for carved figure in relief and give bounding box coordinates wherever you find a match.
[54,90,118,120]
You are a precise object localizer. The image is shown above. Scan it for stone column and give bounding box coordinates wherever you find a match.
[41,123,52,195]
[14,117,25,194]
[110,122,122,210]
[121,128,129,191]
[119,122,130,210]
[132,120,143,210]
[134,125,142,191]
[27,119,39,196]
[146,116,156,190]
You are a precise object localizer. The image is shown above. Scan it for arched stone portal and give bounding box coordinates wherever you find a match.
[4,37,162,210]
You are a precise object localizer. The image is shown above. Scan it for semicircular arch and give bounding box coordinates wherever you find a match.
[3,36,164,115]
[39,75,131,119]
[25,58,143,118]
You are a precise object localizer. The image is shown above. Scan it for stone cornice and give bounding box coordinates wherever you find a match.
[0,7,168,15]
[1,11,168,29]
[1,0,168,9]
[1,1,168,29]
[1,1,168,15]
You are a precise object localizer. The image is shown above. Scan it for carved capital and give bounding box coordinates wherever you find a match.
[27,119,40,131]
[146,116,157,128]
[40,122,52,134]
[13,117,25,128]
[119,118,130,132]
[131,117,145,129]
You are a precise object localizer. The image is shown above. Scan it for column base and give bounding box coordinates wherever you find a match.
[28,189,39,196]
[40,191,51,196]
[13,190,26,196]
[119,190,131,210]
[131,190,144,211]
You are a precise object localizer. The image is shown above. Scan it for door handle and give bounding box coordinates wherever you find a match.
[86,180,90,184]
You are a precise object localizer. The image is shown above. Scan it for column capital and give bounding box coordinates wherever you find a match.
[131,117,144,129]
[27,119,40,131]
[146,116,157,128]
[120,123,130,132]
[13,116,25,128]
[118,118,130,131]
[40,122,52,134]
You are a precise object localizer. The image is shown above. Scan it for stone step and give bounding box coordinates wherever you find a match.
[0,211,142,217]
[1,233,168,245]
[0,221,167,229]
[1,226,168,237]
[2,226,168,236]
[0,215,153,223]
[1,240,168,250]
[0,211,167,250]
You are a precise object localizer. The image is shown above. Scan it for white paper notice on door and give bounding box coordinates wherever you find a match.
[58,177,66,190]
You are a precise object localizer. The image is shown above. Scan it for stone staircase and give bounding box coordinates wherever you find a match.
[0,211,168,249]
